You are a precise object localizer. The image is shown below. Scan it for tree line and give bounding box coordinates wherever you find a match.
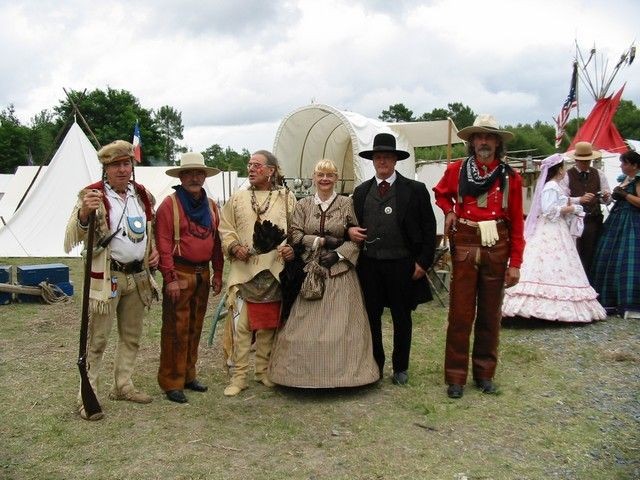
[0,88,251,175]
[1,88,639,174]
[380,101,640,161]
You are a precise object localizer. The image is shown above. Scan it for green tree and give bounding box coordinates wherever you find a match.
[154,105,185,164]
[506,121,556,158]
[379,103,414,122]
[0,105,31,173]
[614,99,640,140]
[53,88,162,165]
[417,103,475,130]
[28,109,58,166]
[202,144,250,176]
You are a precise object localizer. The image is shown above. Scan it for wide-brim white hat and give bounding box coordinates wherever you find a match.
[166,152,220,178]
[457,114,514,142]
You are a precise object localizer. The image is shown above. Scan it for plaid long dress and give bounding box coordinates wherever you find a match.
[591,175,640,315]
[268,195,379,388]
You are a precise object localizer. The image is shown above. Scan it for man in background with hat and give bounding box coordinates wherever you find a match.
[64,139,159,420]
[155,152,224,403]
[559,141,611,280]
[349,132,437,385]
[433,114,524,399]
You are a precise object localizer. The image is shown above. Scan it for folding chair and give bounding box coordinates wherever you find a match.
[426,236,451,307]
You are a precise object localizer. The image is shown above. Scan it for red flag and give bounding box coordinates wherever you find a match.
[132,121,142,163]
[554,62,578,148]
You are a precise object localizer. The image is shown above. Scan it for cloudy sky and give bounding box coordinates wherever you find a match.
[1,0,638,153]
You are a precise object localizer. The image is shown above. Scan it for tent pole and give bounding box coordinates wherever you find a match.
[447,117,452,163]
[63,88,101,150]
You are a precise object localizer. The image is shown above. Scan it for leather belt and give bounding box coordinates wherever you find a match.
[174,256,209,274]
[110,259,143,274]
[458,218,505,228]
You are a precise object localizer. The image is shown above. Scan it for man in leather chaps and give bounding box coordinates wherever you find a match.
[433,115,524,399]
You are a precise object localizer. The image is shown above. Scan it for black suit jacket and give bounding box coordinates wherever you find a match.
[352,172,437,307]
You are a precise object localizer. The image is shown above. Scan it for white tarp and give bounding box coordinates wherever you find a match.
[0,173,12,200]
[416,162,448,235]
[134,167,239,207]
[0,166,49,224]
[0,123,101,257]
[273,104,460,195]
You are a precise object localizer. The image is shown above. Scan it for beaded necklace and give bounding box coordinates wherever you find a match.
[250,187,273,220]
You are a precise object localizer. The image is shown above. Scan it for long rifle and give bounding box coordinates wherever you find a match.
[78,212,102,419]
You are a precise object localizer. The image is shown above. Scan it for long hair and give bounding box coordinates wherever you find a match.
[466,133,506,159]
[254,149,285,187]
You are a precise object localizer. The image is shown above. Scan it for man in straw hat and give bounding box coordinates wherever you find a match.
[349,132,437,386]
[433,114,524,399]
[218,150,297,396]
[559,141,611,280]
[64,139,159,420]
[155,152,224,403]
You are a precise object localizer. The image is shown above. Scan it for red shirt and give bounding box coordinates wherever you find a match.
[155,194,224,284]
[433,158,525,268]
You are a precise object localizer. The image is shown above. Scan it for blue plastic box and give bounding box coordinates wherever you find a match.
[17,263,70,286]
[0,265,11,305]
[55,281,74,297]
[17,263,71,303]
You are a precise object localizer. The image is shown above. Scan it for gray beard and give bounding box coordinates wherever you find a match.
[477,148,492,160]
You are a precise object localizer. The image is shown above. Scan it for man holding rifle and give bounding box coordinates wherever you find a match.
[64,140,159,420]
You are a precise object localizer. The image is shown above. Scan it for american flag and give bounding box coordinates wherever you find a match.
[132,121,142,163]
[554,62,578,148]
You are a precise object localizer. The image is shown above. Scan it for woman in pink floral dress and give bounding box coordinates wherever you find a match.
[502,154,607,322]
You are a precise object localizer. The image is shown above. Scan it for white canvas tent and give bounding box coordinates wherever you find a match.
[0,121,241,257]
[273,104,461,195]
[416,162,449,235]
[0,166,49,224]
[0,123,101,257]
[0,173,12,207]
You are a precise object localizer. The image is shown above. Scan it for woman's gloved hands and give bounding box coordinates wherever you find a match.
[612,186,629,201]
[319,251,339,268]
[323,235,343,249]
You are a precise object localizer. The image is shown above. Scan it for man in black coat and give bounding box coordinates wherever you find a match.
[349,133,437,385]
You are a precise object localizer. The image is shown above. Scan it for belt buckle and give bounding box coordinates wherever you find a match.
[194,265,205,274]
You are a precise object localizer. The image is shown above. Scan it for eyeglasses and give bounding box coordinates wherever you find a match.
[247,162,267,170]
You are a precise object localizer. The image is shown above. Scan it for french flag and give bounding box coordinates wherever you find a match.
[132,121,142,163]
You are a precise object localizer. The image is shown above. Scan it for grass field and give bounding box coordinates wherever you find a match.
[0,258,638,480]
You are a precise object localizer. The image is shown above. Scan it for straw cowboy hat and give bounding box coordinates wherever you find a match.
[567,141,602,162]
[457,114,514,142]
[166,152,220,178]
[358,133,410,161]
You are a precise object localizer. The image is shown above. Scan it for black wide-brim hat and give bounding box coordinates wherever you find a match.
[358,133,410,161]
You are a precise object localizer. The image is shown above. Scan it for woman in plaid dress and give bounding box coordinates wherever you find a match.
[591,150,640,317]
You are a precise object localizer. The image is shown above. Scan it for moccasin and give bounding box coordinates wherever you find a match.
[109,389,153,404]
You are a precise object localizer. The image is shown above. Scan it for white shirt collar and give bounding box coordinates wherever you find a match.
[375,171,397,185]
[314,191,337,210]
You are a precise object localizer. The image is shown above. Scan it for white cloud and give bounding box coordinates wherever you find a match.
[1,0,638,154]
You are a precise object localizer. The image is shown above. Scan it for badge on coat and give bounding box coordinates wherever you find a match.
[384,206,393,214]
